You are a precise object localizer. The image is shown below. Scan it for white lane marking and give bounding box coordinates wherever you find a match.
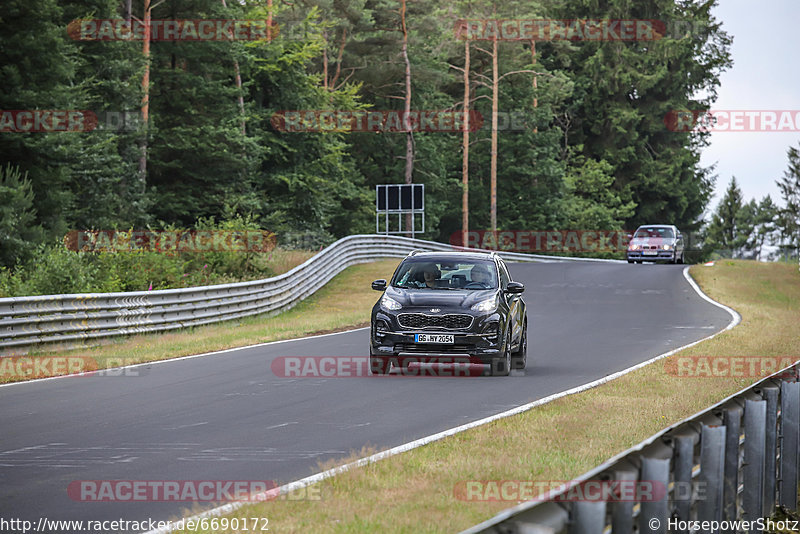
[681,265,741,331]
[0,327,370,389]
[143,265,741,534]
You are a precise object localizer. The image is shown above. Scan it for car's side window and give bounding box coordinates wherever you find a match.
[498,261,510,289]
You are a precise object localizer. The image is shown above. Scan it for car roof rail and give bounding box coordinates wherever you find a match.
[407,249,422,256]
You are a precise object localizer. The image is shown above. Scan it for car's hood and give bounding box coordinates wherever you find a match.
[386,286,496,309]
[630,236,675,246]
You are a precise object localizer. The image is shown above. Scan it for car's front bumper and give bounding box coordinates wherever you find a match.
[370,331,501,364]
[370,310,502,365]
[627,250,676,261]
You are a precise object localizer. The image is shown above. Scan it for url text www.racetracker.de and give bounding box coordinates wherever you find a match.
[0,516,271,533]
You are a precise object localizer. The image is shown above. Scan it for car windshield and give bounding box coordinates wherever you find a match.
[392,259,498,290]
[634,227,674,239]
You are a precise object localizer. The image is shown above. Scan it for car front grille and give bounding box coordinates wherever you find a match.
[395,343,476,353]
[397,313,473,330]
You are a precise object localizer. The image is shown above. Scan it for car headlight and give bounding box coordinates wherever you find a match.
[471,295,498,313]
[628,244,640,251]
[380,294,402,310]
[662,244,673,250]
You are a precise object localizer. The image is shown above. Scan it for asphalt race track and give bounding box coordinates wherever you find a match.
[0,262,733,531]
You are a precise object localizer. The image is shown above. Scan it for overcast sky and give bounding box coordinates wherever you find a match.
[699,0,800,216]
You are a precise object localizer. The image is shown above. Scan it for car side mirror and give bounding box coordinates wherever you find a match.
[372,279,387,291]
[505,281,525,294]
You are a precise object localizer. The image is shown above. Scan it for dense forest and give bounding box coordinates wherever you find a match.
[1,0,798,295]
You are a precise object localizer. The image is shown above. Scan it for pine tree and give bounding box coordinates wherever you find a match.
[776,144,800,252]
[706,177,745,256]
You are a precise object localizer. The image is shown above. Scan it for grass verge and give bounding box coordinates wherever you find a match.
[164,260,799,533]
[0,259,401,384]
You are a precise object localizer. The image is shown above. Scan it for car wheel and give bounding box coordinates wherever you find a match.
[627,259,633,264]
[511,323,527,370]
[490,330,512,376]
[678,252,684,264]
[370,355,389,375]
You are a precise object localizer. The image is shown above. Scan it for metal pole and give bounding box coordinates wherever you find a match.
[673,435,694,526]
[743,399,766,532]
[639,457,669,534]
[762,387,779,514]
[570,501,606,534]
[722,405,743,527]
[780,381,800,508]
[611,467,637,534]
[698,425,725,529]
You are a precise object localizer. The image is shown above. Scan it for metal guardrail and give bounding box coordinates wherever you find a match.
[0,234,618,355]
[461,362,800,534]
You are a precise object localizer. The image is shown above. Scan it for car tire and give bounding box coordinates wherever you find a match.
[511,323,527,370]
[627,259,633,264]
[370,355,389,375]
[489,330,512,376]
[678,252,684,264]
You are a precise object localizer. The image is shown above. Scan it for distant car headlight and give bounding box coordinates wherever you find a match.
[662,244,673,250]
[471,295,498,313]
[380,295,402,310]
[628,244,640,251]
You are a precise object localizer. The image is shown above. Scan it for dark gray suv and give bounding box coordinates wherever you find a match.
[369,251,527,376]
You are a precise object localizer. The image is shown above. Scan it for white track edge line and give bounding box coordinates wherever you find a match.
[142,265,740,534]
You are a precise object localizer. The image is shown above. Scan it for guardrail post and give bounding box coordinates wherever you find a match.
[570,501,606,534]
[761,386,779,514]
[639,457,669,534]
[743,399,766,532]
[611,466,637,534]
[780,380,800,509]
[722,405,742,527]
[672,434,694,525]
[698,425,725,529]
[514,501,569,533]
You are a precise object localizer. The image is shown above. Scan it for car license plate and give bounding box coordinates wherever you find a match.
[643,250,658,256]
[415,334,454,344]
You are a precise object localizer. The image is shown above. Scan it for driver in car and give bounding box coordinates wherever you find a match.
[470,265,492,287]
